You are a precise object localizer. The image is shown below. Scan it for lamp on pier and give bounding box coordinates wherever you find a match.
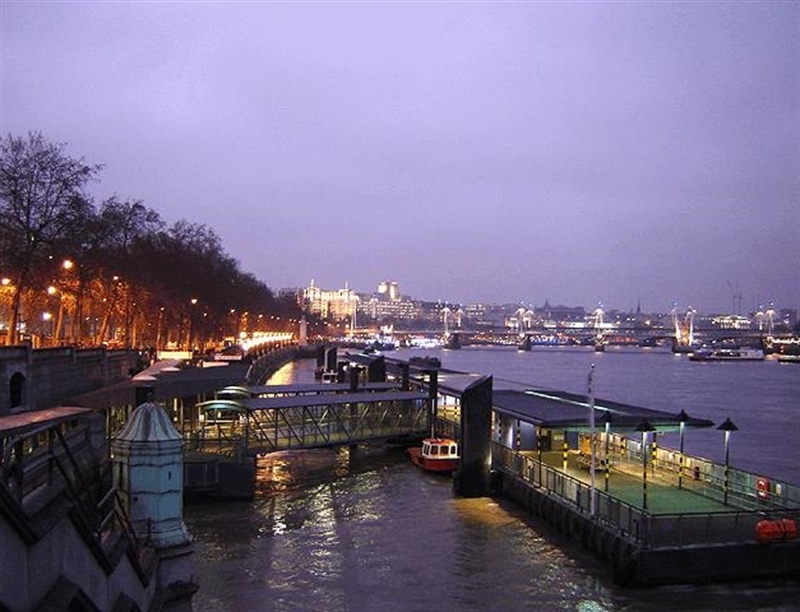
[717,417,738,505]
[677,410,689,488]
[635,419,656,511]
[600,411,612,492]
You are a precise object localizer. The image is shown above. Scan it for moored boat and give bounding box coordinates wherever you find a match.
[690,347,765,362]
[408,437,460,472]
[409,355,442,368]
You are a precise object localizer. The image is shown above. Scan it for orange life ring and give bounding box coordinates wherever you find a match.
[756,477,770,499]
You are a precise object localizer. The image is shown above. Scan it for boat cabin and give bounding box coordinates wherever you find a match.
[422,438,459,459]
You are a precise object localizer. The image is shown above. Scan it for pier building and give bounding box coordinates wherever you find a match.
[401,360,800,587]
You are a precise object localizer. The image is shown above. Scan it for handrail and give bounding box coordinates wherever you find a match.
[492,443,800,549]
[194,395,431,455]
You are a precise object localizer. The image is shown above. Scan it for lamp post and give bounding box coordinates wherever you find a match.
[718,417,738,505]
[600,411,612,492]
[588,363,596,516]
[188,298,198,352]
[677,409,688,488]
[42,312,53,346]
[635,419,656,511]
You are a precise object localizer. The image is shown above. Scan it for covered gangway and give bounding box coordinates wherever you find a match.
[195,389,430,455]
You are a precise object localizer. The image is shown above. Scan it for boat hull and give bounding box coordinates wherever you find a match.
[408,447,459,473]
[690,349,765,362]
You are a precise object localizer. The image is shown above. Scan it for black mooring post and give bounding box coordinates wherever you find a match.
[349,365,360,391]
[398,362,410,391]
[455,375,493,497]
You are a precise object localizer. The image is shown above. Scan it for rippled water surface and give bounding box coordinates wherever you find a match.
[185,347,800,611]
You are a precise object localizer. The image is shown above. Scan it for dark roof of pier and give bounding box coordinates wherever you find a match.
[433,369,491,394]
[0,406,91,437]
[69,360,250,408]
[244,382,400,396]
[491,389,715,432]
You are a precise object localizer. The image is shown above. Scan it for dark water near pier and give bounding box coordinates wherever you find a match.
[185,346,800,611]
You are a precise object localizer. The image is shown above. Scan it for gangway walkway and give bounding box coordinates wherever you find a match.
[194,388,430,456]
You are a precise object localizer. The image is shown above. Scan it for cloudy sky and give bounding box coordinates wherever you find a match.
[1,1,798,314]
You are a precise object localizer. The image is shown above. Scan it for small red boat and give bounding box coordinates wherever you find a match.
[408,437,460,473]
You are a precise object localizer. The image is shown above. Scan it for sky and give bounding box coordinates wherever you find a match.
[1,1,798,315]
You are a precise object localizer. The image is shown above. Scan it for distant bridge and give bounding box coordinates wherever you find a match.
[384,327,785,348]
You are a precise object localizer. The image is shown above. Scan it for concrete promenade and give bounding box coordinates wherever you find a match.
[536,449,731,514]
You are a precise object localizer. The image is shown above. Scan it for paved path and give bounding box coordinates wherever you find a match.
[529,450,733,514]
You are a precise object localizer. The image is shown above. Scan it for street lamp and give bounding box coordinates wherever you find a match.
[600,411,612,492]
[677,409,689,488]
[635,419,656,511]
[588,363,596,516]
[189,298,198,352]
[42,312,53,346]
[718,417,738,505]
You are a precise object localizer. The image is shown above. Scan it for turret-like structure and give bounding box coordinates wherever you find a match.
[112,394,196,608]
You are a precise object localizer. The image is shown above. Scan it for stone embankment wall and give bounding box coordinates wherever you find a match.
[246,344,317,385]
[0,346,143,415]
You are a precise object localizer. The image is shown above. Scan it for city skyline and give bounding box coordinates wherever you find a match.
[297,277,793,319]
[2,2,797,314]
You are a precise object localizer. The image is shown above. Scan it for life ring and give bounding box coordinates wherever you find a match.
[756,477,770,499]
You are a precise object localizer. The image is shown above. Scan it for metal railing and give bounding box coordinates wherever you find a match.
[493,443,800,549]
[193,395,431,455]
[1,418,150,577]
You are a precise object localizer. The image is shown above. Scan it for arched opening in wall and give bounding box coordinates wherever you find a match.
[9,372,25,409]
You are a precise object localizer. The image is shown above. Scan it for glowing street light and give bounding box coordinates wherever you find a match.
[42,311,54,345]
[718,417,738,505]
[600,410,612,492]
[635,419,656,511]
[588,363,597,516]
[677,409,689,488]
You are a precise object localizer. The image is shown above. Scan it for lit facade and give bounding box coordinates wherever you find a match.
[302,280,358,321]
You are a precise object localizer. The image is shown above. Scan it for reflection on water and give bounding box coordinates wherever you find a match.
[186,445,799,611]
[185,350,800,611]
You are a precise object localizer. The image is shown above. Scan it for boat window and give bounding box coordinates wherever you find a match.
[430,446,439,455]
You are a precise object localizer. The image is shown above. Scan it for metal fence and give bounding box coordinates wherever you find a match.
[493,443,800,549]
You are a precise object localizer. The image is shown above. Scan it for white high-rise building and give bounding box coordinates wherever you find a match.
[377,281,400,300]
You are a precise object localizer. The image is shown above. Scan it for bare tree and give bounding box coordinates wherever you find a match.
[0,132,102,344]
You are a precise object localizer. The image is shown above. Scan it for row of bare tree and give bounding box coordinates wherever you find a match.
[0,131,301,349]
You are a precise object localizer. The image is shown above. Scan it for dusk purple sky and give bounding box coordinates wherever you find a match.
[2,1,798,314]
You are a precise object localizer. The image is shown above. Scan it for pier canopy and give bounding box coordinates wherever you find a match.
[70,359,251,408]
[0,406,91,438]
[492,389,714,432]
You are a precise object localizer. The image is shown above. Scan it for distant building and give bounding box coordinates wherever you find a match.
[533,300,587,325]
[301,280,358,322]
[376,281,401,301]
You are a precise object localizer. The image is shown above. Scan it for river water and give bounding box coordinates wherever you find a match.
[185,346,800,611]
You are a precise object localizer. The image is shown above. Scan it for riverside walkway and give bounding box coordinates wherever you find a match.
[533,448,731,514]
